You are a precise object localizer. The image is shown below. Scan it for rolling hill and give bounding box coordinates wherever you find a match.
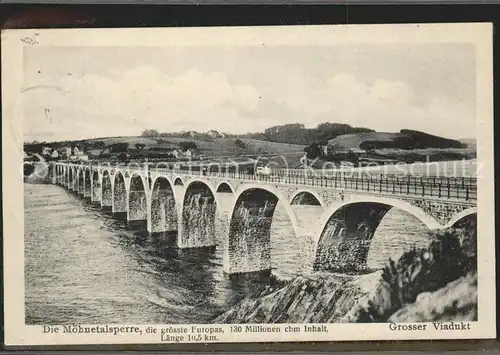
[329,130,466,150]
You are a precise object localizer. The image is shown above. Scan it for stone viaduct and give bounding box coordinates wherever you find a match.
[51,162,477,275]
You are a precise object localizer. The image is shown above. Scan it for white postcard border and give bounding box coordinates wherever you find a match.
[1,23,495,346]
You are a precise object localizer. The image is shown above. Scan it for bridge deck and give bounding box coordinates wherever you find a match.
[58,162,477,203]
[150,168,477,202]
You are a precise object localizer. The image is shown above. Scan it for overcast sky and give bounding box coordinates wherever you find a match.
[22,43,476,142]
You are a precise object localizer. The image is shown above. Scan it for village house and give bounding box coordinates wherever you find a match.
[170,149,180,159]
[69,146,89,161]
[184,131,197,138]
[41,147,52,156]
[56,146,72,159]
[207,130,225,139]
[50,150,59,159]
[183,149,193,159]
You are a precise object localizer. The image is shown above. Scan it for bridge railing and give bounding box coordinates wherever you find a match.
[149,166,477,202]
[58,163,476,202]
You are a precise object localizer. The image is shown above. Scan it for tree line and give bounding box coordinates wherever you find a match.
[141,122,374,145]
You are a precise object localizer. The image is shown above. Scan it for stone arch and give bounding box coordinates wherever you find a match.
[54,165,59,183]
[290,190,323,206]
[92,169,101,202]
[62,166,66,184]
[444,207,477,229]
[113,171,127,213]
[150,176,178,233]
[69,167,75,190]
[444,207,477,257]
[216,182,233,193]
[77,168,84,195]
[224,185,301,274]
[74,168,79,191]
[147,171,152,189]
[174,177,184,186]
[180,180,217,248]
[84,168,91,198]
[47,163,54,181]
[313,197,442,273]
[55,165,60,183]
[128,174,148,221]
[101,170,113,207]
[63,166,68,187]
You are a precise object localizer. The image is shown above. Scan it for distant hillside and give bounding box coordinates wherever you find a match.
[459,139,477,149]
[24,123,474,166]
[24,135,306,161]
[140,123,375,146]
[88,136,304,156]
[329,130,466,151]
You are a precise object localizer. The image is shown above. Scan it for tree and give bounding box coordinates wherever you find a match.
[93,141,106,149]
[178,141,197,152]
[109,143,130,153]
[142,129,160,137]
[234,139,246,149]
[304,142,321,159]
[116,152,129,162]
[360,141,378,152]
[346,149,359,166]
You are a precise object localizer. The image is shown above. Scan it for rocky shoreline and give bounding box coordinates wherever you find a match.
[214,227,477,324]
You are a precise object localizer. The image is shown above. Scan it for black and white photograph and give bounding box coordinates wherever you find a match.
[2,23,495,345]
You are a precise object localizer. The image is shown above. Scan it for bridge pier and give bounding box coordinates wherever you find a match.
[148,177,179,235]
[92,171,101,203]
[178,182,217,248]
[84,170,91,199]
[69,168,75,191]
[78,170,85,196]
[128,178,147,222]
[51,163,57,184]
[290,205,325,274]
[112,173,128,215]
[222,189,278,274]
[101,171,112,208]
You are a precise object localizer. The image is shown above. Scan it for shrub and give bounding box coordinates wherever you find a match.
[304,143,321,159]
[235,139,246,149]
[178,141,197,152]
[109,143,130,153]
[142,129,159,137]
[135,143,146,151]
[358,228,476,322]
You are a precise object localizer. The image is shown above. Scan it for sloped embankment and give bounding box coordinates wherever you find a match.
[214,272,379,324]
[388,272,477,322]
[214,228,477,324]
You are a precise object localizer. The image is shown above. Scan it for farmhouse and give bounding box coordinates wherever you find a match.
[207,130,225,139]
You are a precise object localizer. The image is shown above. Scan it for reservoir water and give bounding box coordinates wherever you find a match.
[25,183,430,325]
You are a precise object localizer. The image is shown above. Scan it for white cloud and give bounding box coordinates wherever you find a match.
[271,73,474,138]
[23,68,475,142]
[23,66,262,141]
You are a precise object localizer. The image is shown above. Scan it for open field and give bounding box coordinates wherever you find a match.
[25,133,476,171]
[84,136,305,157]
